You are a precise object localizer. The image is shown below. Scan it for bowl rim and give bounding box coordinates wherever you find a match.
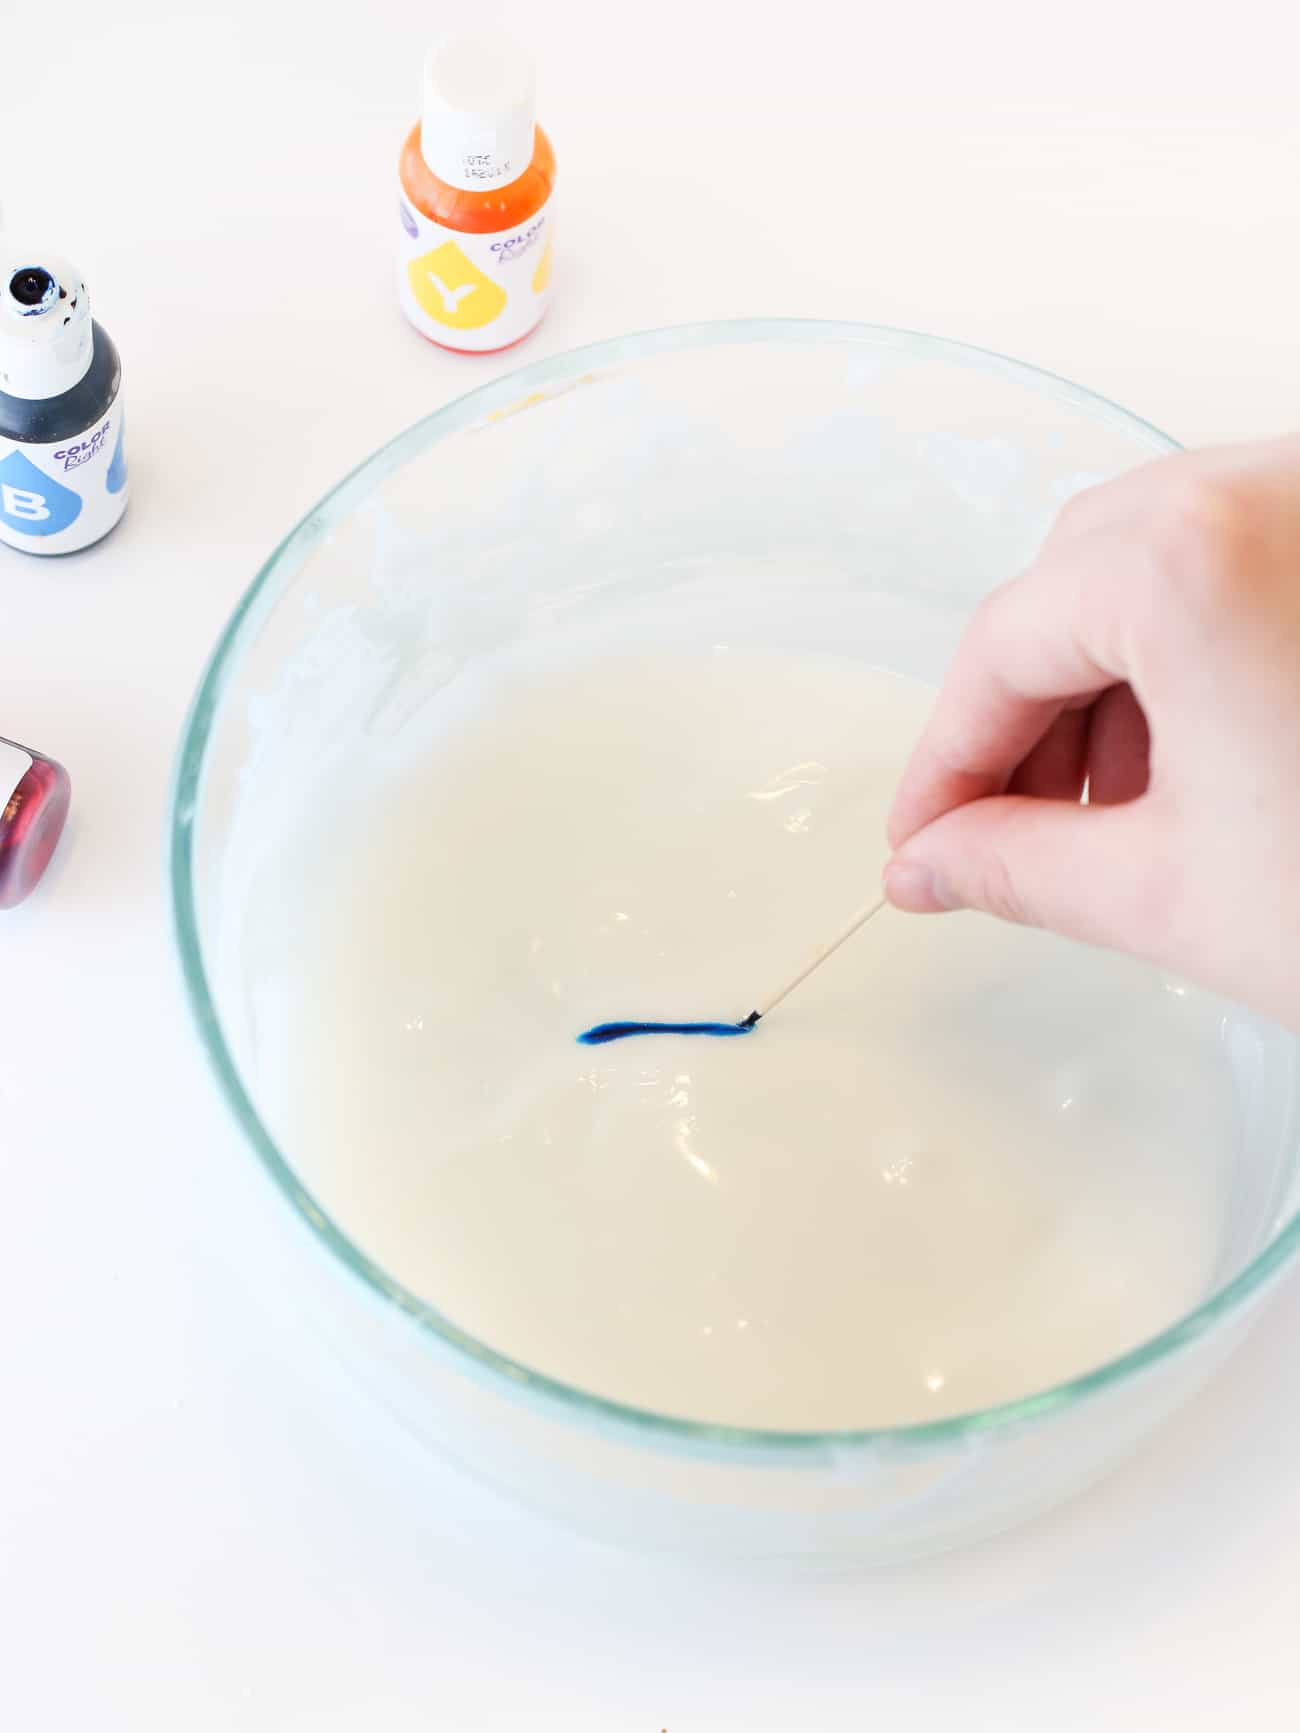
[169,316,1300,1458]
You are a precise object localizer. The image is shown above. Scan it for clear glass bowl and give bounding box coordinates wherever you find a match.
[170,320,1300,1564]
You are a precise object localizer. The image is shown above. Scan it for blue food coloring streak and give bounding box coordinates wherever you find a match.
[577,1011,761,1046]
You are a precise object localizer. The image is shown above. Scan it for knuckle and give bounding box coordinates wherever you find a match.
[967,585,1003,643]
[1052,483,1107,541]
[982,855,1030,926]
[1148,477,1256,602]
[966,577,1020,665]
[976,816,1036,928]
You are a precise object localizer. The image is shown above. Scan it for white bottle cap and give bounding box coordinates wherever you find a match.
[420,32,537,193]
[0,251,94,401]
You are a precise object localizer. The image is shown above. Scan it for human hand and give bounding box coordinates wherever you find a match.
[883,434,1300,1028]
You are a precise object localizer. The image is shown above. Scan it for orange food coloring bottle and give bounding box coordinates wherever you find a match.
[397,33,556,355]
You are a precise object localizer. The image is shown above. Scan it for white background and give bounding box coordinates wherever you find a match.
[3,1,1300,1726]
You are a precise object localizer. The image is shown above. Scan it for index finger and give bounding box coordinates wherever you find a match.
[887,528,1136,849]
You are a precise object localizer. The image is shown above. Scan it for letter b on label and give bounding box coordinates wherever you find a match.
[0,450,82,536]
[2,486,50,521]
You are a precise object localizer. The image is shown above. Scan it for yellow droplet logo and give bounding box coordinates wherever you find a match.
[531,236,553,295]
[407,240,507,330]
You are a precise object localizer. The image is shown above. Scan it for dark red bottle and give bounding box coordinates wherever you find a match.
[0,735,70,908]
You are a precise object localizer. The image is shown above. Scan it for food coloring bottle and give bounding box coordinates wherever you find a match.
[0,253,127,555]
[397,33,555,354]
[0,736,70,908]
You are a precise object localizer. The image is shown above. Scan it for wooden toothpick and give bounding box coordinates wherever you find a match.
[576,895,889,1047]
[738,894,887,1029]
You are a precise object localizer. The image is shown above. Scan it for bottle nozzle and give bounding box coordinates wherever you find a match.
[8,265,58,311]
[0,251,93,400]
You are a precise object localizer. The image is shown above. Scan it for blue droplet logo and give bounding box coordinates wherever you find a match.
[106,419,127,494]
[0,449,82,537]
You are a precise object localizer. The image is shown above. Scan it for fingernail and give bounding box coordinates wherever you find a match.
[883,859,961,913]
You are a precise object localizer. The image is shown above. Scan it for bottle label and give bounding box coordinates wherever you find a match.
[0,400,128,555]
[1,739,32,804]
[396,191,553,353]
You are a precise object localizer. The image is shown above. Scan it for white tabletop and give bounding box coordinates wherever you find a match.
[4,2,1300,1725]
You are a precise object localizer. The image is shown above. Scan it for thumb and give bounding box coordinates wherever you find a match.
[882,795,1168,957]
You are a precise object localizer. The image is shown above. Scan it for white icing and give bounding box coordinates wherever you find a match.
[242,640,1288,1430]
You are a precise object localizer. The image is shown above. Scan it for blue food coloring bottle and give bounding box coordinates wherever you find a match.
[0,250,127,555]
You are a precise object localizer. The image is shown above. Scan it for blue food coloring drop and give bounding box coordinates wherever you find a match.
[577,1014,760,1046]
